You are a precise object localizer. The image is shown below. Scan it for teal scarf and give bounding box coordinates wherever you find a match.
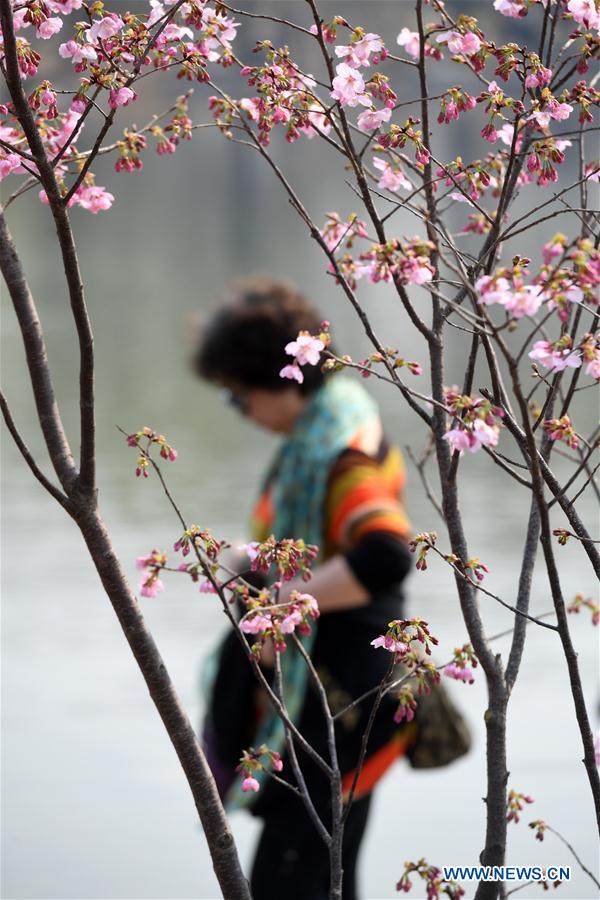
[221,375,379,811]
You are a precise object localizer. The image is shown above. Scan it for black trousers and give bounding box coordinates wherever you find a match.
[250,793,372,900]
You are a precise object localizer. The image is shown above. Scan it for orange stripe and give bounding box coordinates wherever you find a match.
[351,512,411,542]
[341,723,417,800]
[329,479,399,544]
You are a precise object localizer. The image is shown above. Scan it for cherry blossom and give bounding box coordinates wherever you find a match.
[241,776,260,792]
[0,153,23,179]
[436,30,481,56]
[543,415,579,449]
[335,33,384,68]
[36,17,63,40]
[503,284,546,318]
[372,157,411,192]
[494,0,526,16]
[85,14,125,44]
[356,106,391,132]
[284,333,324,366]
[528,340,582,372]
[444,662,475,684]
[396,28,421,59]
[58,40,97,64]
[475,275,513,306]
[76,185,115,214]
[109,87,137,110]
[279,363,304,384]
[567,0,600,29]
[370,634,408,654]
[444,419,500,454]
[330,63,370,107]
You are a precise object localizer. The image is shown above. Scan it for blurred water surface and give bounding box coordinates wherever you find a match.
[2,3,598,898]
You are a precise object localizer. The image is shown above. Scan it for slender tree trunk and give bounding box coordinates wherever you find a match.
[74,500,252,899]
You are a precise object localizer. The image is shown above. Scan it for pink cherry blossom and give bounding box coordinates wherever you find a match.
[139,573,165,598]
[444,663,475,684]
[436,30,481,56]
[586,353,600,380]
[284,334,324,366]
[396,28,420,59]
[199,579,217,593]
[301,104,332,139]
[76,185,115,214]
[335,33,384,68]
[372,157,411,192]
[567,0,600,29]
[240,614,273,634]
[548,100,573,121]
[472,419,500,448]
[279,364,303,383]
[239,542,260,563]
[450,191,475,206]
[443,420,499,454]
[503,284,546,318]
[370,634,408,654]
[401,257,434,285]
[47,0,83,11]
[36,17,63,39]
[497,123,517,146]
[525,66,552,89]
[59,40,97,64]
[528,341,582,372]
[0,153,23,179]
[356,107,391,132]
[542,239,565,265]
[241,776,260,792]
[86,14,125,44]
[493,0,525,16]
[109,87,137,110]
[475,275,513,305]
[443,428,473,454]
[330,63,370,108]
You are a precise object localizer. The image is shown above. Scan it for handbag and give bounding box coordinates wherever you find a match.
[404,672,473,769]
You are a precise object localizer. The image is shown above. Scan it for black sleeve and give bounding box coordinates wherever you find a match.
[344,531,413,594]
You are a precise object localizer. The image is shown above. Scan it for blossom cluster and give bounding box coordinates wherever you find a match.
[353,349,423,379]
[237,744,283,793]
[442,389,504,455]
[136,548,167,598]
[371,617,439,658]
[567,592,599,626]
[126,426,178,477]
[242,536,318,583]
[409,531,438,572]
[280,328,328,384]
[528,819,548,842]
[443,644,479,685]
[542,414,580,449]
[507,789,535,824]
[396,859,465,900]
[352,236,436,287]
[240,590,319,655]
[0,2,239,208]
[174,525,228,561]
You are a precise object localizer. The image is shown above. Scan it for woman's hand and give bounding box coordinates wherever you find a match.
[277,555,370,614]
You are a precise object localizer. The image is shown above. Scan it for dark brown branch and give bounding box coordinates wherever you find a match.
[0,390,71,511]
[0,210,77,491]
[0,0,95,493]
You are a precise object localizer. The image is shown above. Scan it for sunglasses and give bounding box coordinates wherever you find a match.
[220,387,250,416]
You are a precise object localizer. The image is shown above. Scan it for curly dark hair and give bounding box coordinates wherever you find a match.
[193,276,328,395]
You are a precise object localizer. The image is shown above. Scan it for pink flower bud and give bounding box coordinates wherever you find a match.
[241,776,260,792]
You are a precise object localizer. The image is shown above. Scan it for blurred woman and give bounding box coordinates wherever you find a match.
[194,277,415,900]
